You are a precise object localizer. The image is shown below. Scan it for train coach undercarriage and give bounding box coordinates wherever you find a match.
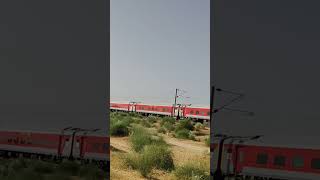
[0,149,109,171]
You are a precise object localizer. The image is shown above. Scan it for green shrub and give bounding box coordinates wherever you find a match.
[129,125,153,152]
[110,120,130,136]
[205,136,210,147]
[158,127,166,134]
[32,160,55,174]
[140,119,151,128]
[0,165,8,177]
[129,125,167,152]
[142,144,174,171]
[160,117,175,126]
[79,164,105,180]
[145,116,158,123]
[174,162,210,180]
[57,161,80,176]
[125,144,174,178]
[45,174,71,180]
[152,136,168,147]
[110,112,128,119]
[163,122,175,132]
[175,129,191,139]
[194,122,204,131]
[189,131,196,141]
[110,115,134,136]
[124,152,140,170]
[8,158,27,172]
[175,119,194,131]
[130,112,143,118]
[7,168,45,180]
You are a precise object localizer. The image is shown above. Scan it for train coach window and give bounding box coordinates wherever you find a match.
[103,143,109,151]
[196,111,199,115]
[311,158,320,169]
[256,153,268,165]
[239,151,244,163]
[292,156,304,168]
[274,155,286,167]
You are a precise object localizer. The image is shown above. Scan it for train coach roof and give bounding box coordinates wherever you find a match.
[110,102,129,104]
[0,129,108,136]
[186,105,210,109]
[110,102,209,108]
[213,135,320,150]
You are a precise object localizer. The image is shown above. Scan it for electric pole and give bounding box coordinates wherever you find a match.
[174,88,178,107]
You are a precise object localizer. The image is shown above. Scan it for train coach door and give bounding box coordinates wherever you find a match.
[174,106,185,118]
[128,104,135,112]
[61,135,81,158]
[61,136,72,157]
[173,106,180,118]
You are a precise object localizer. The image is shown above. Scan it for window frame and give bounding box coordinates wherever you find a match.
[292,156,304,168]
[256,153,268,165]
[273,155,286,167]
[311,158,320,169]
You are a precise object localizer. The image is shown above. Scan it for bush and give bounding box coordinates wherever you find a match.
[45,174,71,180]
[175,129,191,139]
[160,117,175,126]
[158,127,166,134]
[189,131,196,141]
[205,136,210,147]
[124,153,140,170]
[125,152,152,177]
[145,116,158,124]
[7,168,45,180]
[175,119,194,131]
[163,122,175,132]
[129,125,168,152]
[79,164,105,180]
[32,161,55,174]
[174,162,210,180]
[194,122,204,131]
[110,115,134,136]
[142,144,174,171]
[57,161,80,176]
[129,125,153,152]
[130,112,143,118]
[125,144,174,178]
[110,120,130,136]
[8,158,27,172]
[140,119,151,128]
[110,112,128,118]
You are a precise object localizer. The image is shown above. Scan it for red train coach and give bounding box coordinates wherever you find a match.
[211,137,320,180]
[135,104,173,116]
[110,102,130,111]
[0,130,109,170]
[184,106,210,121]
[110,102,210,122]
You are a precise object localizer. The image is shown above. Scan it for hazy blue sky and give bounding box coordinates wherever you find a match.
[111,0,210,106]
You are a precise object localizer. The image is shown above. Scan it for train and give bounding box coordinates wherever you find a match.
[110,102,210,122]
[0,129,109,170]
[211,136,320,180]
